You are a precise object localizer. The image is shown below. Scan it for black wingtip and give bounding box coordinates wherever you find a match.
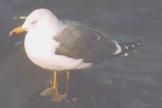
[117,40,142,56]
[133,40,142,48]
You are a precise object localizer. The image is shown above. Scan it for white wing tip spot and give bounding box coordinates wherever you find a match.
[112,40,122,55]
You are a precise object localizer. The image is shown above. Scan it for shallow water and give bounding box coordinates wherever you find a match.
[0,0,162,108]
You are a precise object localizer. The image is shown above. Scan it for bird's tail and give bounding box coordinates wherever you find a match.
[113,40,142,56]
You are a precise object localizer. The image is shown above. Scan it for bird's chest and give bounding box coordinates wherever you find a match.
[24,34,59,69]
[25,35,53,54]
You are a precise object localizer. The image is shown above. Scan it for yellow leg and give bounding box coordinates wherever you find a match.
[51,71,57,88]
[40,71,58,97]
[41,71,71,103]
[51,71,67,102]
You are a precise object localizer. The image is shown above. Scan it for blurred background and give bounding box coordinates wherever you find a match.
[0,0,162,108]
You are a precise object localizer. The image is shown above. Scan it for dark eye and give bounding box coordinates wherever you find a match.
[31,20,38,24]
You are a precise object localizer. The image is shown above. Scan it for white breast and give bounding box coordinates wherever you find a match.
[24,31,59,70]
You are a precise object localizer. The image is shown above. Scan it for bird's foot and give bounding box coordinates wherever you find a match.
[51,93,67,103]
[40,87,68,103]
[40,87,57,96]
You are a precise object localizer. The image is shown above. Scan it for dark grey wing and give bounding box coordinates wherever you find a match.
[54,20,117,63]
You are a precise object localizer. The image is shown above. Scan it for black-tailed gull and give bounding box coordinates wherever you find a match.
[9,8,141,102]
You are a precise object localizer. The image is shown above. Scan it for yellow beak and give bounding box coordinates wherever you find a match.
[9,26,26,37]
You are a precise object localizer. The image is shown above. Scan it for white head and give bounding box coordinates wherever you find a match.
[23,8,59,32]
[9,8,62,36]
